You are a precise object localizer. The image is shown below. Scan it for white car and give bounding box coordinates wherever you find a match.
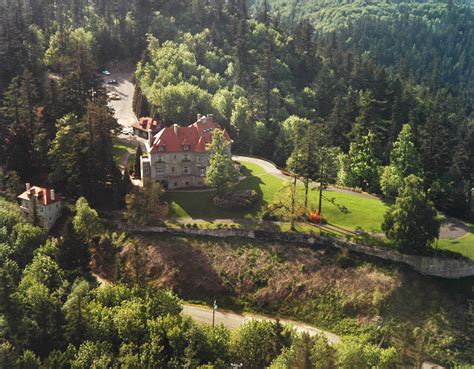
[109,92,121,100]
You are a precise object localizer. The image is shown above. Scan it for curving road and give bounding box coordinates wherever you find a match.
[182,304,341,344]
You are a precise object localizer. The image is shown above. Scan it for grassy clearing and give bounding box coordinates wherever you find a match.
[166,160,390,233]
[166,160,286,219]
[307,190,390,233]
[438,223,474,260]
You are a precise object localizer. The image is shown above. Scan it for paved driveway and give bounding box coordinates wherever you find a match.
[105,67,137,127]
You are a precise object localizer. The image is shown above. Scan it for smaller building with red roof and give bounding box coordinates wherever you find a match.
[141,114,232,189]
[18,184,63,230]
[132,117,163,144]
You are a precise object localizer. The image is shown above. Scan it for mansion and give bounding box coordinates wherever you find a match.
[140,114,232,189]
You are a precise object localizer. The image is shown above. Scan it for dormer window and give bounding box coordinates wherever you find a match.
[157,146,164,152]
[183,145,190,151]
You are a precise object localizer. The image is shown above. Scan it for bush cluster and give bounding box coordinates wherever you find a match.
[213,189,259,210]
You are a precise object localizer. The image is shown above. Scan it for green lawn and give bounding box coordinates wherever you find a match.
[307,190,391,233]
[166,160,390,232]
[166,160,285,219]
[438,223,474,260]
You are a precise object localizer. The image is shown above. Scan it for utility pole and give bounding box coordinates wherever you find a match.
[212,300,217,328]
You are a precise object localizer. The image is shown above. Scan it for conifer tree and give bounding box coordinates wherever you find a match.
[134,145,143,178]
[382,175,442,253]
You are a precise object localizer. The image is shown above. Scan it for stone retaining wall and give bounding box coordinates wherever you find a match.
[116,223,474,279]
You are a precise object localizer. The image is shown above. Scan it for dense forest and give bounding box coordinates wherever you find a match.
[0,0,473,367]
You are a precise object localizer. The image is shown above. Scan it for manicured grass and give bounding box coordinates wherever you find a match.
[308,190,390,233]
[438,223,474,260]
[166,160,286,219]
[166,160,391,234]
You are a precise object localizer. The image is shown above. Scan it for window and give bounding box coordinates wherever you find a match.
[158,146,164,152]
[185,182,189,186]
[172,154,177,160]
[156,156,163,162]
[171,167,175,173]
[200,168,205,176]
[197,155,202,163]
[157,166,164,175]
[173,182,178,187]
[183,145,190,151]
[183,166,189,174]
[144,168,150,175]
[183,153,189,161]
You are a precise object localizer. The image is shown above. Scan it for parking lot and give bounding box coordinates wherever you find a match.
[101,66,137,128]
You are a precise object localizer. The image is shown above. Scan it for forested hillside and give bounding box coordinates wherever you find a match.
[252,0,473,89]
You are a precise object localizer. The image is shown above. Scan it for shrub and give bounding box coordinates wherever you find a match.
[213,189,259,210]
[308,212,324,224]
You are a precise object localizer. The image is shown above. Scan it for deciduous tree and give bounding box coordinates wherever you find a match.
[72,197,102,241]
[205,129,239,197]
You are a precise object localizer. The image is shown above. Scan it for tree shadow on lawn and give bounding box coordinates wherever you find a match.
[167,174,269,220]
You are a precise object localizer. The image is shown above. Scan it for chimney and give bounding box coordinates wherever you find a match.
[50,189,55,201]
[197,114,201,121]
[173,124,178,136]
[207,114,213,123]
[26,183,31,191]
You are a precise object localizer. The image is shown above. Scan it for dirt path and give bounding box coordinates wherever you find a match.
[182,304,341,344]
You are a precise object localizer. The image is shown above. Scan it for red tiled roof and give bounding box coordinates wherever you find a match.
[195,136,207,152]
[133,117,162,132]
[150,116,232,153]
[18,186,63,206]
